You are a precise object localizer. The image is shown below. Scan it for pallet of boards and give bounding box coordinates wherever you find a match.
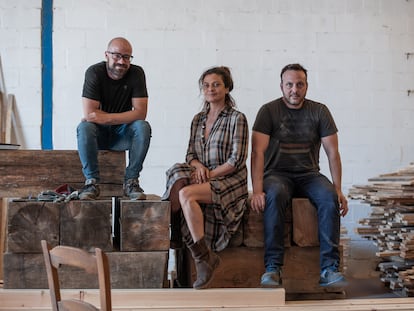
[349,161,414,296]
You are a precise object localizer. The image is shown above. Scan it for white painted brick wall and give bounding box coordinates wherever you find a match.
[1,0,413,191]
[0,0,42,148]
[1,0,414,274]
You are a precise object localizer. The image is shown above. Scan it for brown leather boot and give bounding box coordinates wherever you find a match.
[188,237,221,289]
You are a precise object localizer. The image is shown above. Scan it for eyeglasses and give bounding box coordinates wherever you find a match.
[106,51,134,62]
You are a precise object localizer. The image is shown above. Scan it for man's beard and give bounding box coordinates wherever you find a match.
[107,63,128,79]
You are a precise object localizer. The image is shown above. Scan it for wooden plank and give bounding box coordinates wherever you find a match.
[0,288,286,309]
[0,92,4,144]
[0,55,7,144]
[120,200,170,251]
[4,94,13,144]
[3,289,414,310]
[0,150,126,198]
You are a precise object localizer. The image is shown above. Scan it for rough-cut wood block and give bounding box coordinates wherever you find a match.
[186,247,264,288]
[60,200,113,252]
[120,200,170,251]
[244,198,319,248]
[283,246,344,295]
[0,150,125,197]
[185,246,343,295]
[3,251,169,289]
[3,253,47,289]
[242,208,291,248]
[7,201,60,253]
[108,251,169,288]
[282,246,321,292]
[292,198,319,247]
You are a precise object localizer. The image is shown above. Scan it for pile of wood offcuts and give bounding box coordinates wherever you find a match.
[349,162,414,297]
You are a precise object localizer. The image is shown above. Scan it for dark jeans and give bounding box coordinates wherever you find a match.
[77,120,151,183]
[263,171,340,273]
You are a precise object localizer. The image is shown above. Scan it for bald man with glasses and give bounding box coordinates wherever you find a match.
[77,37,151,200]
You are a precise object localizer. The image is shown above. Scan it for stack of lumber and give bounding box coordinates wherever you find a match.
[349,162,414,296]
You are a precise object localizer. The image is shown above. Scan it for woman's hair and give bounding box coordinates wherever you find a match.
[199,66,236,108]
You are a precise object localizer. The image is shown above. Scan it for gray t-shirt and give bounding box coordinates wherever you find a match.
[252,98,337,174]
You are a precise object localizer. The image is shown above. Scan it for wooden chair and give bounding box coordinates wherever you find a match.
[41,240,112,311]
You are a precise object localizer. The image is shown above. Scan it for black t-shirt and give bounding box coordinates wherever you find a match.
[82,61,148,113]
[252,98,338,174]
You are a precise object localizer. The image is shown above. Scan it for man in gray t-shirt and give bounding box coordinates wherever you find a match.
[250,63,348,288]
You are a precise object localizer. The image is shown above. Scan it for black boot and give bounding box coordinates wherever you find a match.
[188,237,220,289]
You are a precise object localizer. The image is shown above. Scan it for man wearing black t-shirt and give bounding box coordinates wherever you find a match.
[77,37,151,200]
[250,63,348,288]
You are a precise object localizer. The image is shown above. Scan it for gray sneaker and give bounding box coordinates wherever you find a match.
[319,268,347,287]
[260,267,282,287]
[124,179,146,200]
[79,179,100,200]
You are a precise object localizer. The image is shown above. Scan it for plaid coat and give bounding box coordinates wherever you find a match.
[162,105,249,251]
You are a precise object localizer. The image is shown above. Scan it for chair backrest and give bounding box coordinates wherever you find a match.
[41,240,112,311]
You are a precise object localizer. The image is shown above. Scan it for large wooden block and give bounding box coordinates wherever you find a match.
[120,200,170,252]
[242,208,292,248]
[184,246,343,295]
[60,200,113,252]
[108,251,169,288]
[186,247,264,288]
[243,198,318,248]
[282,246,322,292]
[7,201,60,253]
[3,253,47,288]
[0,150,125,197]
[282,246,345,298]
[292,198,319,247]
[3,251,169,289]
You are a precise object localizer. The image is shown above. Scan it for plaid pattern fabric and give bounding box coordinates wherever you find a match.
[162,105,249,252]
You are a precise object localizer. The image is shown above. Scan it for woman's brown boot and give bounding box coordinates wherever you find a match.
[188,237,220,289]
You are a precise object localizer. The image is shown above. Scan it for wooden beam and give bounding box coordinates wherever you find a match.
[2,289,414,310]
[0,150,126,198]
[0,288,285,309]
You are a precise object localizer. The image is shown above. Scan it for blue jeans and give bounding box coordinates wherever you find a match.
[77,120,151,183]
[263,171,340,273]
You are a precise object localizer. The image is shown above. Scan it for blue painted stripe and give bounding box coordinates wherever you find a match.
[41,0,53,149]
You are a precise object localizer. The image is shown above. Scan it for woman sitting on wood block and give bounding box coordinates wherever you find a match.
[162,66,249,289]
